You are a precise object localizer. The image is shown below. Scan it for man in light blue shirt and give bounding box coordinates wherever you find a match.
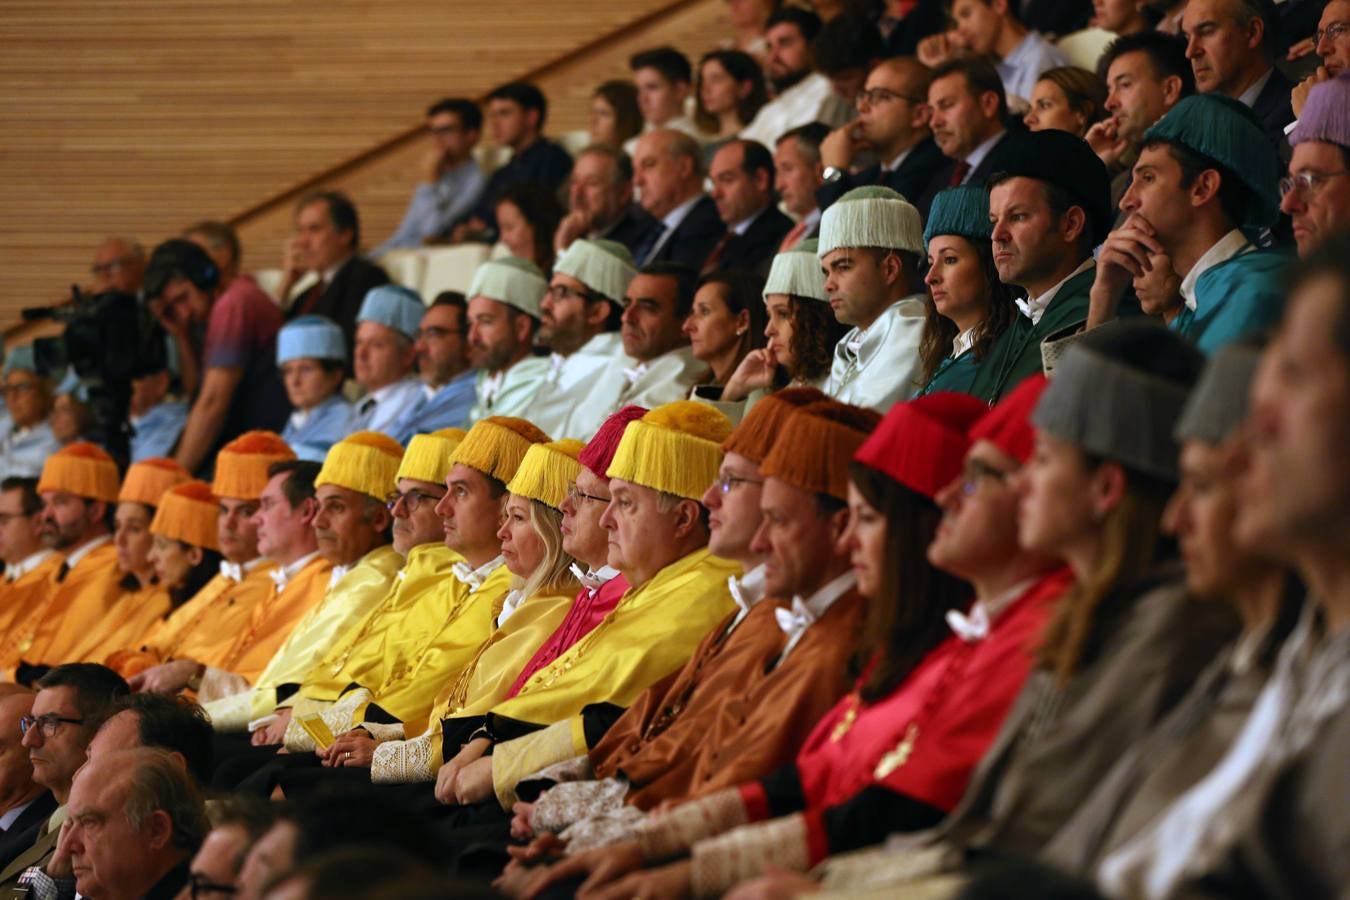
[374,98,487,255]
[350,286,426,435]
[387,293,478,443]
[921,0,1067,107]
[0,348,60,481]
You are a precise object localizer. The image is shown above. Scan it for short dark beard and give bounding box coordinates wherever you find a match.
[770,68,809,96]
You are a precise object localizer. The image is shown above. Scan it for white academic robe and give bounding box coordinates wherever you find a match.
[570,346,707,435]
[521,332,631,440]
[468,355,554,425]
[739,73,853,149]
[825,295,926,413]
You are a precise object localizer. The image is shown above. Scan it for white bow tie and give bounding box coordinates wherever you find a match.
[775,597,817,638]
[570,563,609,592]
[269,568,290,592]
[946,603,991,642]
[728,575,755,617]
[452,561,488,590]
[843,335,864,357]
[1014,296,1036,321]
[621,364,647,386]
[219,561,244,583]
[548,353,566,384]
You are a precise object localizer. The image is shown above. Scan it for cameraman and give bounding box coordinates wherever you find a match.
[143,240,286,477]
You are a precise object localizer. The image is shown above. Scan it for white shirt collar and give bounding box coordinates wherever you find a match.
[569,563,620,593]
[270,550,321,592]
[5,549,53,583]
[497,588,526,627]
[883,145,914,172]
[732,206,768,236]
[63,534,111,571]
[480,369,506,405]
[775,570,857,662]
[368,376,414,406]
[727,563,768,632]
[1015,258,1094,324]
[801,207,822,231]
[327,564,351,591]
[952,327,976,357]
[320,258,349,284]
[1237,67,1274,108]
[661,193,705,232]
[0,797,36,832]
[1180,229,1252,311]
[946,576,1036,642]
[451,555,505,592]
[962,130,1005,181]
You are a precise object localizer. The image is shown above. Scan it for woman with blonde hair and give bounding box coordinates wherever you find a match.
[1024,66,1108,137]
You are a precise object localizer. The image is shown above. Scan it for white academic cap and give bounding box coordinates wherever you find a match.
[468,257,549,319]
[277,315,347,364]
[553,239,636,304]
[763,238,827,301]
[357,285,425,340]
[818,186,924,258]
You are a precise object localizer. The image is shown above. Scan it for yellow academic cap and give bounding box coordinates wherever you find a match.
[117,458,191,508]
[396,428,467,484]
[37,442,120,504]
[449,417,550,486]
[212,431,296,501]
[150,480,221,551]
[506,439,585,510]
[606,401,732,500]
[315,431,405,501]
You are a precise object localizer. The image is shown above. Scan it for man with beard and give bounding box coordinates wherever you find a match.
[465,259,552,424]
[739,7,852,150]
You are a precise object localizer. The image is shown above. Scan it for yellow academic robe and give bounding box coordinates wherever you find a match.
[121,562,279,671]
[26,542,127,666]
[369,584,579,783]
[283,560,515,752]
[202,544,403,729]
[0,553,68,675]
[288,543,462,707]
[212,554,334,684]
[486,547,740,808]
[66,581,172,665]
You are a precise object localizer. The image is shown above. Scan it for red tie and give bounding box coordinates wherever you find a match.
[701,232,734,274]
[948,160,972,187]
[293,279,326,317]
[779,220,809,253]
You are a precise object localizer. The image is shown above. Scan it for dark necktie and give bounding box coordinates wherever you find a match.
[55,562,70,583]
[293,278,327,317]
[948,160,972,187]
[701,232,734,275]
[633,223,667,267]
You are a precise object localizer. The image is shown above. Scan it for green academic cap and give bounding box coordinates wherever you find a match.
[924,185,993,249]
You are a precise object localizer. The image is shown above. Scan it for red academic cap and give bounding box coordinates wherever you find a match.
[853,392,987,499]
[579,405,648,479]
[969,375,1048,465]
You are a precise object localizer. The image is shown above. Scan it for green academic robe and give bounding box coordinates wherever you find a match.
[1170,248,1292,355]
[917,350,979,398]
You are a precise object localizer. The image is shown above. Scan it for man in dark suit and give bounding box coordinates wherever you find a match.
[1182,0,1294,160]
[818,57,950,221]
[552,144,659,261]
[630,128,726,271]
[280,190,389,353]
[0,689,54,871]
[928,57,1020,189]
[705,140,794,276]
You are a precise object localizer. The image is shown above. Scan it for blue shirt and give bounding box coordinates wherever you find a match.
[998,31,1069,104]
[282,394,355,462]
[387,371,477,445]
[0,421,61,480]
[129,400,189,462]
[374,159,487,255]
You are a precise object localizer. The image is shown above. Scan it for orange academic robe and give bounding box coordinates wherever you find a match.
[24,542,126,666]
[66,581,173,665]
[0,554,68,674]
[211,555,333,684]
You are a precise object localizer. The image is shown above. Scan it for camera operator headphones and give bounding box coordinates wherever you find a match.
[145,238,220,297]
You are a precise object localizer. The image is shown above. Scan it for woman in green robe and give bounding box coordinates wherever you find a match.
[916,185,1018,399]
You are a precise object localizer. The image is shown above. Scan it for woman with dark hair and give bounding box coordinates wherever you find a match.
[495,183,566,273]
[1024,66,1108,137]
[918,186,1018,398]
[685,271,769,397]
[722,240,849,405]
[589,81,643,149]
[695,50,769,144]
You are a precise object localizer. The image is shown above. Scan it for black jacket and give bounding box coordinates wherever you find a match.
[643,195,726,271]
[817,136,950,222]
[712,206,795,276]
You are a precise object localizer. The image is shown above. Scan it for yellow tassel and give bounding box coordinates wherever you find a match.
[397,428,467,485]
[606,402,732,500]
[212,430,296,501]
[315,431,406,500]
[449,416,551,485]
[37,442,121,504]
[118,458,191,508]
[150,480,221,551]
[506,439,585,509]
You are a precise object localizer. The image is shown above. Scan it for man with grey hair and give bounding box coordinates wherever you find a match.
[553,145,658,260]
[88,237,146,297]
[630,129,725,270]
[61,749,206,900]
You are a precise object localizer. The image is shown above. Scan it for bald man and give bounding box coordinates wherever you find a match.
[631,128,725,269]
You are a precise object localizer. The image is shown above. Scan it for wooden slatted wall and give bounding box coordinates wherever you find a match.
[1,0,729,335]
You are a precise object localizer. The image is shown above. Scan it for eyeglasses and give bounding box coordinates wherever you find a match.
[546,284,598,303]
[18,714,84,738]
[189,872,239,898]
[0,383,39,397]
[960,458,1009,496]
[855,88,923,110]
[384,489,444,514]
[89,259,130,277]
[565,483,610,506]
[1314,21,1350,45]
[715,475,764,494]
[1279,170,1350,199]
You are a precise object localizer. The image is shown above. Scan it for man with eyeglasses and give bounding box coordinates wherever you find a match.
[0,663,128,890]
[182,796,275,900]
[374,98,486,256]
[386,294,476,445]
[818,58,949,222]
[1281,73,1350,258]
[523,240,636,440]
[0,688,54,871]
[1091,94,1291,355]
[87,237,146,298]
[0,348,59,483]
[202,435,401,747]
[1291,1,1350,120]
